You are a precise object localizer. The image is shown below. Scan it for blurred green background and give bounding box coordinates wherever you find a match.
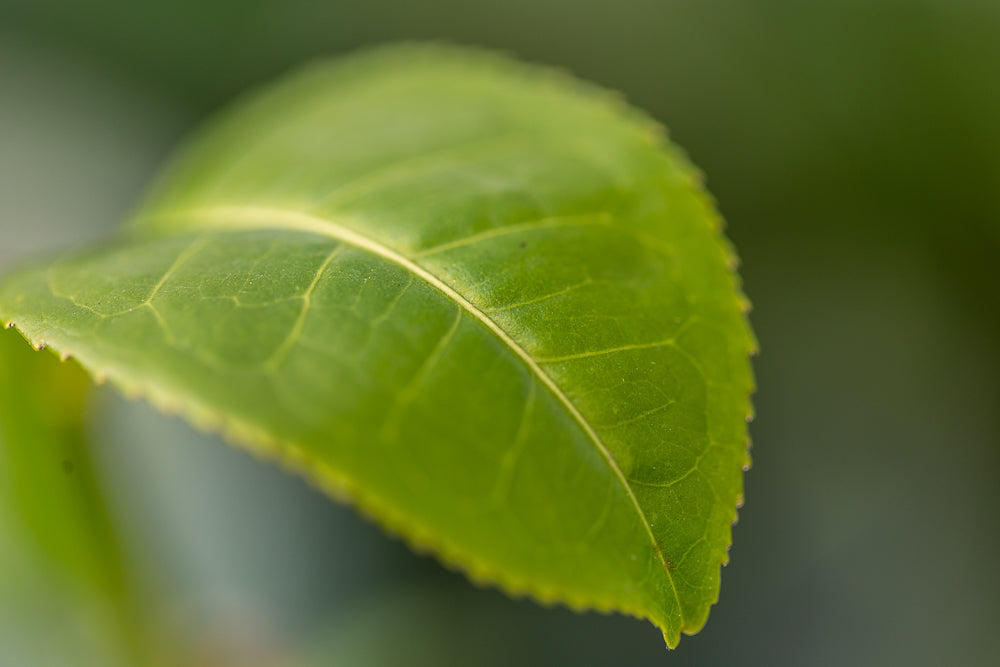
[1,0,998,664]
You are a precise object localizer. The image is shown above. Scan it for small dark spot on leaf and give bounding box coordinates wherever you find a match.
[663,552,677,571]
[62,460,74,474]
[519,241,526,249]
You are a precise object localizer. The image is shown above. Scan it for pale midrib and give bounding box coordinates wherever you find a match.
[147,204,682,621]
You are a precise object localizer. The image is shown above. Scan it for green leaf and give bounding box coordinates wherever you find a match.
[0,327,141,665]
[0,45,754,647]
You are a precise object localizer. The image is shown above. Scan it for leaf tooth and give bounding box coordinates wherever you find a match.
[738,294,753,315]
[1,321,39,351]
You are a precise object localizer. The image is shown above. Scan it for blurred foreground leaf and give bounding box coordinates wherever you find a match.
[0,328,139,665]
[0,45,754,646]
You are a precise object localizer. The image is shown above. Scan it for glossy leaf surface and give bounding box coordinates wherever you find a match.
[0,46,754,646]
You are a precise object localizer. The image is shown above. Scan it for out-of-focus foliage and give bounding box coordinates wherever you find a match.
[1,1,998,664]
[0,328,134,666]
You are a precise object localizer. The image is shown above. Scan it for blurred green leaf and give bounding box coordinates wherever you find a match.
[0,45,754,647]
[0,328,139,665]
